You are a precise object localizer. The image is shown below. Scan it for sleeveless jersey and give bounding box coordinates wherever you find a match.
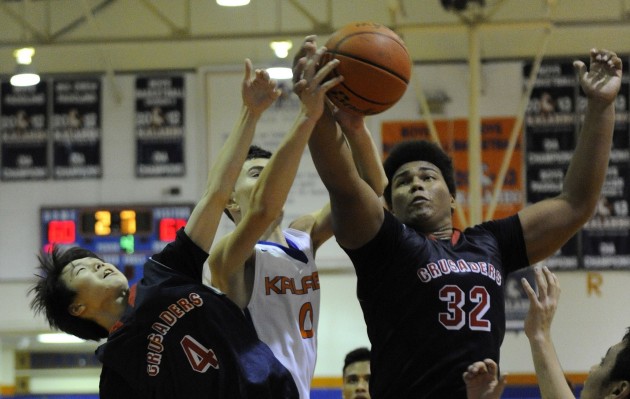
[247,228,320,399]
[343,210,529,399]
[97,228,298,399]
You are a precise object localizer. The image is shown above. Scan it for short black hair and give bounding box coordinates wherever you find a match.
[343,347,371,376]
[608,328,630,384]
[383,140,456,209]
[223,145,273,222]
[29,246,110,341]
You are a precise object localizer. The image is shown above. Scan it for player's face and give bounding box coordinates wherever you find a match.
[61,257,128,318]
[390,160,454,232]
[342,360,371,399]
[581,340,624,399]
[230,157,269,221]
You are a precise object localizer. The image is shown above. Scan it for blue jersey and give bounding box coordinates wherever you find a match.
[97,228,298,399]
[343,210,528,399]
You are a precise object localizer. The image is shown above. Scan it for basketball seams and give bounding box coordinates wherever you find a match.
[326,50,410,84]
[323,22,411,115]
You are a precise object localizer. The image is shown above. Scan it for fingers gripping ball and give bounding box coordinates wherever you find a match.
[323,22,412,115]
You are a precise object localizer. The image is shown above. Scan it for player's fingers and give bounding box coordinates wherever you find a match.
[573,60,587,82]
[534,267,548,299]
[521,277,538,304]
[243,58,253,82]
[542,266,559,298]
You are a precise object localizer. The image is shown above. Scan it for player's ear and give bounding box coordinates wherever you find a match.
[609,380,630,398]
[68,303,86,317]
[615,380,630,398]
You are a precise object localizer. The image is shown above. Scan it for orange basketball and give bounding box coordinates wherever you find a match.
[323,22,412,116]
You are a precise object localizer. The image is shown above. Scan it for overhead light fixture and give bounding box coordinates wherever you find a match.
[37,333,86,344]
[11,47,40,87]
[270,40,293,59]
[266,67,293,80]
[216,0,250,6]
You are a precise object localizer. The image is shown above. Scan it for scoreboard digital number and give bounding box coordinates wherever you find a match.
[41,204,193,285]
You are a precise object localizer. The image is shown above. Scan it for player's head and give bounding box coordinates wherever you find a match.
[580,328,630,399]
[383,140,456,230]
[224,145,273,223]
[342,347,371,399]
[30,246,128,341]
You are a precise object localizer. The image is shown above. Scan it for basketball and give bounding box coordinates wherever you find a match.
[323,21,412,116]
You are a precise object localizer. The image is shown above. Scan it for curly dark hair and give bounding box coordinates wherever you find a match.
[383,140,456,209]
[608,328,630,384]
[223,145,273,222]
[343,347,371,376]
[29,246,110,341]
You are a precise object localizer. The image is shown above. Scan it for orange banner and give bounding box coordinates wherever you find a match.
[382,118,524,229]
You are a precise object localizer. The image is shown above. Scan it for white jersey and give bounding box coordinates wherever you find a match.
[247,228,320,399]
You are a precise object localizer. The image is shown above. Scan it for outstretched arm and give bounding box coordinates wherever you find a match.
[519,49,622,263]
[185,59,281,252]
[522,267,575,399]
[291,105,388,254]
[463,358,506,399]
[209,48,343,307]
[294,36,386,250]
[335,109,388,197]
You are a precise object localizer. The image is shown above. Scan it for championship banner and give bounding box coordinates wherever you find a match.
[381,117,524,230]
[524,61,579,270]
[135,75,185,177]
[52,78,102,179]
[580,62,630,269]
[0,81,48,181]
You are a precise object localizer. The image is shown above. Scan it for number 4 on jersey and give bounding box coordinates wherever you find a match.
[180,335,220,373]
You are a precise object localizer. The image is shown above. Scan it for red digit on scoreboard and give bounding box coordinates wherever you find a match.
[159,218,187,242]
[48,220,76,244]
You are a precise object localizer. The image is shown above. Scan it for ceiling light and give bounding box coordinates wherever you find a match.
[37,333,86,344]
[11,47,40,87]
[266,67,293,80]
[11,64,40,87]
[270,41,293,59]
[216,0,250,6]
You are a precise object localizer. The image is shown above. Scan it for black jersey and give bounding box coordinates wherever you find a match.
[96,228,298,399]
[343,210,528,399]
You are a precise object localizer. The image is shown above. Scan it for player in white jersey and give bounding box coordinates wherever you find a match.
[207,43,387,398]
[249,228,320,397]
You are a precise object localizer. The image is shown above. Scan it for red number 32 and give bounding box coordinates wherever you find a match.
[438,285,491,331]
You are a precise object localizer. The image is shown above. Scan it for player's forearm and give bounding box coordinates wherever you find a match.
[186,105,260,249]
[309,110,365,196]
[249,113,317,222]
[343,123,388,196]
[560,99,615,217]
[528,335,576,399]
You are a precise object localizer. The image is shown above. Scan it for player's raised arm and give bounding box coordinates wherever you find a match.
[185,60,281,252]
[518,48,622,264]
[522,267,576,399]
[209,47,342,306]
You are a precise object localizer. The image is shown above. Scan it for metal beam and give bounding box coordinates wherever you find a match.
[139,0,187,36]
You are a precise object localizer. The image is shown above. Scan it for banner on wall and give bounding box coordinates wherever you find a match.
[524,59,630,270]
[580,67,630,269]
[0,82,49,181]
[52,79,102,179]
[135,75,185,177]
[524,61,580,269]
[381,117,524,230]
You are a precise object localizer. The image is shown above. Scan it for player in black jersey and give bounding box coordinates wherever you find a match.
[29,59,302,399]
[301,43,622,398]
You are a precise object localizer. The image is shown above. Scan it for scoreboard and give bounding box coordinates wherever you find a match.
[41,204,193,285]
